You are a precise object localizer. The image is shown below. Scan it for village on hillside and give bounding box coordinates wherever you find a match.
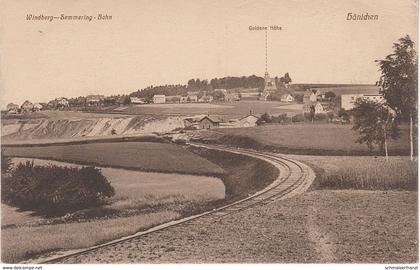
[3,71,384,131]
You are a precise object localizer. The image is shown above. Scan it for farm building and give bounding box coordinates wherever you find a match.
[21,100,34,112]
[225,93,240,102]
[238,114,260,127]
[180,95,198,103]
[153,95,166,104]
[280,94,294,102]
[187,91,200,96]
[188,95,198,103]
[130,97,146,104]
[341,94,384,110]
[57,98,69,109]
[183,118,201,129]
[86,95,104,106]
[6,103,19,113]
[198,95,213,103]
[303,102,329,114]
[166,95,181,103]
[33,103,43,111]
[199,116,220,129]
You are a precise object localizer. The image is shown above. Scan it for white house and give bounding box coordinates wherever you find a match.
[86,95,104,106]
[57,98,69,108]
[198,95,213,103]
[280,94,294,102]
[314,102,326,114]
[6,103,19,113]
[130,97,146,104]
[341,94,384,110]
[153,95,166,104]
[33,103,43,111]
[188,95,198,103]
[303,101,327,114]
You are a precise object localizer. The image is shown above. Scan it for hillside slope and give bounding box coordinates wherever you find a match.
[1,115,184,142]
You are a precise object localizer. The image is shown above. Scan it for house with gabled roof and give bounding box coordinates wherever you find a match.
[238,114,260,127]
[199,116,220,129]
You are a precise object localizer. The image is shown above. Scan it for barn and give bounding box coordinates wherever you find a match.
[238,114,260,127]
[199,116,220,129]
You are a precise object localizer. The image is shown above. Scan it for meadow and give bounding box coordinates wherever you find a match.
[119,101,300,118]
[198,123,412,155]
[2,142,225,176]
[2,158,226,263]
[288,155,417,191]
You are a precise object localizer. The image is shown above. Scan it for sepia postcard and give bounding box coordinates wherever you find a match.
[0,0,418,269]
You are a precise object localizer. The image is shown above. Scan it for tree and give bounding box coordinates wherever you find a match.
[309,105,315,123]
[1,151,12,175]
[376,35,417,160]
[324,91,336,100]
[352,99,399,159]
[338,108,350,123]
[283,73,292,84]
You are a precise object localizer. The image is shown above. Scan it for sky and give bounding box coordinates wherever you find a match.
[0,0,418,106]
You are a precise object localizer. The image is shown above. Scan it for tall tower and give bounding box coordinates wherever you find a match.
[263,30,276,91]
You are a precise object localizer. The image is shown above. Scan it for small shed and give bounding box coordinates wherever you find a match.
[280,94,294,102]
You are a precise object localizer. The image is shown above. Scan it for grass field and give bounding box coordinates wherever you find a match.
[120,101,300,118]
[287,155,417,191]
[2,211,181,263]
[188,146,279,201]
[197,123,412,155]
[2,157,226,263]
[2,142,224,176]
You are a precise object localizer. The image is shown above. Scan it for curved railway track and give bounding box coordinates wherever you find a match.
[29,143,315,264]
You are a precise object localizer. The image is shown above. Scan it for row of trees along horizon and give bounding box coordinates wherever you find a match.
[128,73,292,101]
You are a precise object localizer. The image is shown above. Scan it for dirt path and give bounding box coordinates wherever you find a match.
[306,205,336,262]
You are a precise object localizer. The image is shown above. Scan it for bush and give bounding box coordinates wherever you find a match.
[2,162,115,216]
[292,114,305,122]
[315,113,327,120]
[1,151,12,175]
